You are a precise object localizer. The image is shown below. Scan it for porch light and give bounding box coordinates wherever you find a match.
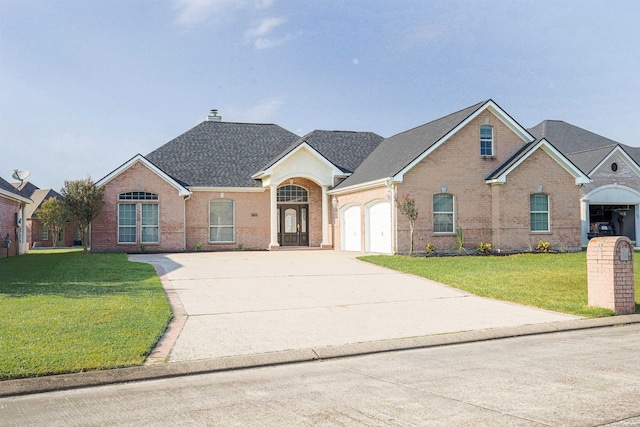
[332,197,338,209]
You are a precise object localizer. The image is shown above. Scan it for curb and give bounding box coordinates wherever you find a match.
[2,314,640,398]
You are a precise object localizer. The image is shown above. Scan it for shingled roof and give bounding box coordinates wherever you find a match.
[145,121,299,187]
[528,120,640,173]
[334,101,487,189]
[260,130,384,174]
[0,176,31,203]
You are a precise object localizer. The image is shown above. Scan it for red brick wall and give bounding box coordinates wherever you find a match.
[397,112,525,252]
[26,218,78,248]
[493,149,581,250]
[186,190,271,251]
[0,196,20,257]
[92,162,187,252]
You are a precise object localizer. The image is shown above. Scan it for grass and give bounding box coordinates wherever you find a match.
[360,252,640,318]
[0,250,172,380]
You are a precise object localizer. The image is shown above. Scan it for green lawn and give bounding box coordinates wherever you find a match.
[0,251,172,380]
[360,252,640,318]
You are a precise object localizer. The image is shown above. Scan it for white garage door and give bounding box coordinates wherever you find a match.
[368,202,392,254]
[343,205,361,251]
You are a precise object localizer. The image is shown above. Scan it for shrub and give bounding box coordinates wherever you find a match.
[477,241,492,254]
[425,242,436,255]
[535,240,553,252]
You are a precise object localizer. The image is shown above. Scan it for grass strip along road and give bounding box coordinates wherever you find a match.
[0,250,171,380]
[360,252,640,318]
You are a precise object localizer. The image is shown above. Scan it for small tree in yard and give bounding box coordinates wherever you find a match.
[61,177,105,253]
[396,193,419,256]
[37,197,68,247]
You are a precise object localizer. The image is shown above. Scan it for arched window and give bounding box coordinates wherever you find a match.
[480,125,494,157]
[277,185,308,202]
[433,193,454,233]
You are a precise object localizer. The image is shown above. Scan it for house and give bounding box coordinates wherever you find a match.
[0,176,31,256]
[529,120,640,246]
[92,100,630,254]
[12,181,79,248]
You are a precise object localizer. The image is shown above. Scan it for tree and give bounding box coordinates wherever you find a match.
[396,193,419,256]
[37,197,68,247]
[61,177,105,253]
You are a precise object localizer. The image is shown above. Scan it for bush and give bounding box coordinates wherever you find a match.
[477,241,492,254]
[425,242,436,255]
[535,240,553,252]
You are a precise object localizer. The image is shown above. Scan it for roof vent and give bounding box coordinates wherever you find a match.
[207,109,221,122]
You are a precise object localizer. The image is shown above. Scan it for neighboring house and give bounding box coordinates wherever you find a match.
[0,176,31,256]
[12,182,79,248]
[92,100,633,254]
[529,120,640,246]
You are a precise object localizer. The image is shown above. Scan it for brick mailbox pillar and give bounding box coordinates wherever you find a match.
[587,236,636,314]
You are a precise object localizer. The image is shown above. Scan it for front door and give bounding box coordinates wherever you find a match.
[278,205,309,246]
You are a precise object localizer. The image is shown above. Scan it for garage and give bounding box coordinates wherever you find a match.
[367,201,392,253]
[342,205,362,251]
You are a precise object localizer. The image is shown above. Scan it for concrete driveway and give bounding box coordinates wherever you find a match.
[130,250,578,363]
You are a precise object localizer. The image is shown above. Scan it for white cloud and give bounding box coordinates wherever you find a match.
[173,0,274,26]
[245,17,296,49]
[245,17,286,38]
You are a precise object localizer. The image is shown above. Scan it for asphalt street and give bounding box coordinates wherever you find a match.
[2,324,639,426]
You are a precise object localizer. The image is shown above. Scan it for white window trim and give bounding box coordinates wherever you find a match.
[141,203,160,244]
[117,203,137,245]
[117,201,161,245]
[480,125,494,157]
[433,193,455,234]
[530,193,550,233]
[209,199,235,243]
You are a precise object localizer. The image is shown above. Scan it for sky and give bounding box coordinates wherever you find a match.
[1,0,639,190]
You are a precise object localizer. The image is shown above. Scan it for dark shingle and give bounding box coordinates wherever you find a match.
[528,120,621,155]
[336,101,487,189]
[261,130,384,174]
[1,176,29,199]
[146,121,299,187]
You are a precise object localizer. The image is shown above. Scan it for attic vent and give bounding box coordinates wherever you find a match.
[207,109,222,122]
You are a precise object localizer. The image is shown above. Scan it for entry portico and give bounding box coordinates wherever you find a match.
[252,142,344,250]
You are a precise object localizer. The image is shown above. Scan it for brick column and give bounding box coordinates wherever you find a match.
[587,236,635,314]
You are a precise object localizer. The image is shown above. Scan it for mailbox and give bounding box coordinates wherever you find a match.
[2,234,10,249]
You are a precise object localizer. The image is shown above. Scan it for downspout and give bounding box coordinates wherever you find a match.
[20,202,27,255]
[391,181,397,254]
[183,194,191,251]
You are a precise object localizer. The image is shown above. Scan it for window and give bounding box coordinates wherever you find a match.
[117,192,160,244]
[433,193,454,233]
[141,204,159,243]
[277,185,308,202]
[41,226,49,241]
[530,194,549,232]
[118,203,137,243]
[480,125,493,157]
[210,199,234,242]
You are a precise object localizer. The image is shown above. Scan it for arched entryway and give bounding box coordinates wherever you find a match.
[277,185,309,246]
[582,184,640,246]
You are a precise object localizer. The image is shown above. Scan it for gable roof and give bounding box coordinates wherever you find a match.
[96,154,191,196]
[528,119,640,176]
[528,120,623,156]
[0,176,32,204]
[486,138,590,185]
[258,130,384,175]
[145,121,299,188]
[333,99,534,191]
[12,181,40,198]
[23,188,62,218]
